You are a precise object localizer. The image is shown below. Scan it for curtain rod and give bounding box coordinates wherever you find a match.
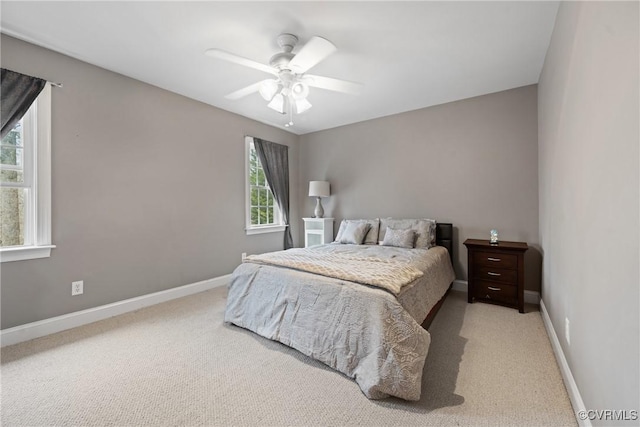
[48,81,63,88]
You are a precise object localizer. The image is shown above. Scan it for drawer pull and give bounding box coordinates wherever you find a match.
[488,286,501,291]
[487,272,501,276]
[487,257,501,262]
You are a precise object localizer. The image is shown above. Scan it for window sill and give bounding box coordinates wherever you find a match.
[0,245,56,262]
[246,225,287,235]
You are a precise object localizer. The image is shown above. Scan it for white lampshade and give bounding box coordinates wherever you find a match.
[259,79,279,101]
[309,181,330,198]
[267,93,285,113]
[294,97,312,114]
[291,81,309,100]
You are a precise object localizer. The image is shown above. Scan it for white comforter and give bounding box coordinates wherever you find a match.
[245,244,431,295]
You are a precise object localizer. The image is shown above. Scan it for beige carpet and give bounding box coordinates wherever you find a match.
[1,288,576,426]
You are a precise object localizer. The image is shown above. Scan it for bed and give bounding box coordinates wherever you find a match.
[224,219,456,401]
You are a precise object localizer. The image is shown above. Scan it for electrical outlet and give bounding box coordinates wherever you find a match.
[241,252,247,261]
[565,317,570,345]
[72,280,84,296]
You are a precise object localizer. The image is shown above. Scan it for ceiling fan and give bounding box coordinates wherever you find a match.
[206,33,362,127]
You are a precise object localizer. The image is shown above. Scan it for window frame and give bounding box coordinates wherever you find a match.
[0,84,54,262]
[244,136,285,235]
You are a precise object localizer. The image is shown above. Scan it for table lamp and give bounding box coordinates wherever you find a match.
[308,181,330,218]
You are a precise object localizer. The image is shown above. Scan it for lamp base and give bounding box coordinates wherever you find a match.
[314,197,325,218]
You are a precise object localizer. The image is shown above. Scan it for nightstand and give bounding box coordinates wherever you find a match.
[464,239,528,313]
[303,218,334,247]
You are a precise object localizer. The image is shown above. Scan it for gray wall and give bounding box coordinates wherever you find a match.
[0,35,299,329]
[538,1,639,421]
[299,85,540,290]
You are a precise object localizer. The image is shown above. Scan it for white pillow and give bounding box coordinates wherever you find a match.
[336,222,372,245]
[335,219,379,245]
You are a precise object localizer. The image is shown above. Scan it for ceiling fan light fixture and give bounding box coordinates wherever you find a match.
[291,81,309,100]
[259,79,279,101]
[268,93,285,114]
[294,97,312,114]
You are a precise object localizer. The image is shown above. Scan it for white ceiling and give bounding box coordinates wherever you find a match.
[0,1,559,135]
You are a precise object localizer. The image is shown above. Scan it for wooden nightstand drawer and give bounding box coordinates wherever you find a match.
[472,251,518,270]
[464,239,528,313]
[474,266,517,284]
[473,280,517,304]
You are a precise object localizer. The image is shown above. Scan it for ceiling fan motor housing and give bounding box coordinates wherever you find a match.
[269,33,299,70]
[269,52,294,70]
[277,33,298,52]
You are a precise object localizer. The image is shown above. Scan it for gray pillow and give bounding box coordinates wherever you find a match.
[423,219,437,247]
[335,219,380,245]
[381,227,415,248]
[379,218,434,249]
[336,222,372,245]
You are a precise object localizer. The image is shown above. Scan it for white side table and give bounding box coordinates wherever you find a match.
[303,218,334,247]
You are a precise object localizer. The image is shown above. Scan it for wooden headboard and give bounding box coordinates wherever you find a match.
[436,223,453,263]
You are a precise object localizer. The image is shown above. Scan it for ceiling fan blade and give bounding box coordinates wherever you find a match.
[205,49,278,76]
[304,74,363,95]
[288,36,337,74]
[225,81,267,100]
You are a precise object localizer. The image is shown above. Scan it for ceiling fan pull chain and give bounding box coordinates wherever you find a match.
[285,99,294,127]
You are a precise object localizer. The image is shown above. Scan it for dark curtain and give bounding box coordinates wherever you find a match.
[253,137,293,249]
[1,69,46,139]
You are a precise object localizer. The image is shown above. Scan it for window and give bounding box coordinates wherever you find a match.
[245,136,285,235]
[0,85,54,262]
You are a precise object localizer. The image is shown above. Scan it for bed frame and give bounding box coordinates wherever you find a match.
[436,222,453,263]
[421,222,454,329]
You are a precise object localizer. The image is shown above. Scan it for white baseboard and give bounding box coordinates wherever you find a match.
[451,279,540,305]
[540,299,590,427]
[0,274,231,348]
[452,279,468,292]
